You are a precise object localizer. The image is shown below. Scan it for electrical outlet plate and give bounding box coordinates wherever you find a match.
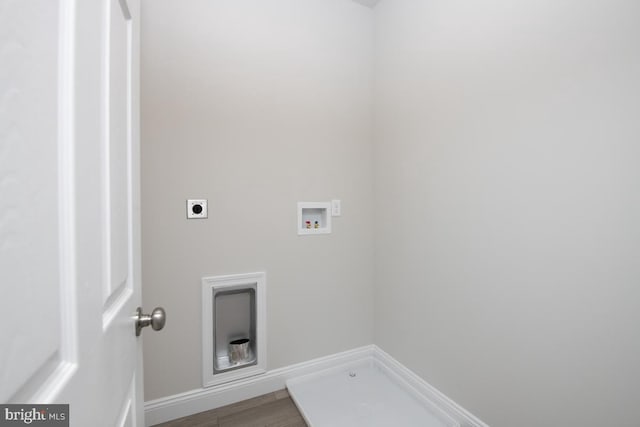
[187,199,208,219]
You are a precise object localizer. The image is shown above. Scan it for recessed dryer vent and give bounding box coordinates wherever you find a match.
[202,272,266,387]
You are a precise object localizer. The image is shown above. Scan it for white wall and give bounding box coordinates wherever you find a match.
[374,1,640,426]
[142,0,640,423]
[141,0,374,401]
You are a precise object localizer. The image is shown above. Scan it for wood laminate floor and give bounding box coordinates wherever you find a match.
[152,389,308,427]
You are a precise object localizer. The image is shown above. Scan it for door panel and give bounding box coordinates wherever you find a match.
[1,0,143,425]
[0,0,78,404]
[103,0,134,324]
[115,380,136,427]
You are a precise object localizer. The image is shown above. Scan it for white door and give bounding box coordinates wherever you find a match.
[0,0,152,426]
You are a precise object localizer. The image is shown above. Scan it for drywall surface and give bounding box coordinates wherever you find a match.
[373,0,640,426]
[141,0,374,400]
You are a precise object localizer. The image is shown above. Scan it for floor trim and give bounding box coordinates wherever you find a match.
[144,346,375,426]
[373,347,489,427]
[144,345,488,427]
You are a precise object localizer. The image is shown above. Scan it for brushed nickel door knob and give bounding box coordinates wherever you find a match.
[135,307,166,336]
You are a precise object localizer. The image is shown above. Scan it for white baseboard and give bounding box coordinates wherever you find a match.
[372,346,489,427]
[144,344,488,427]
[143,346,375,426]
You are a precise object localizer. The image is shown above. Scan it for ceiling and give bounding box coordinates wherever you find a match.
[351,0,381,8]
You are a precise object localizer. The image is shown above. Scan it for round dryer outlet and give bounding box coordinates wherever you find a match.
[187,199,208,219]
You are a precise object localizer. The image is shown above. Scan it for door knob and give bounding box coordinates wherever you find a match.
[135,307,166,336]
